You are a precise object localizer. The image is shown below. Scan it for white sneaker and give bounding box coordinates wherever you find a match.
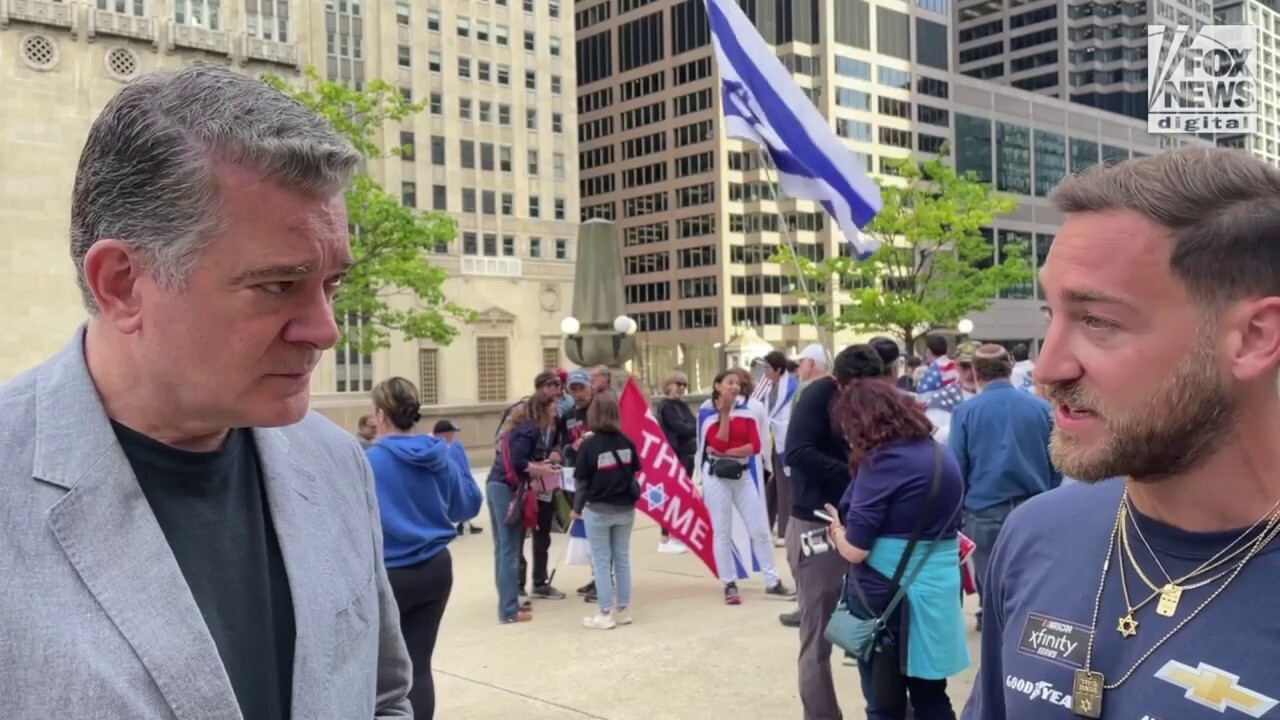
[615,607,633,625]
[583,612,617,630]
[658,539,688,554]
[773,536,786,548]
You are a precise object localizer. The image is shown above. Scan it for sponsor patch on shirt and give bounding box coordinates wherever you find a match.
[1017,612,1091,670]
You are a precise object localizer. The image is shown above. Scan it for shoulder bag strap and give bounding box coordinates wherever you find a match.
[847,442,944,615]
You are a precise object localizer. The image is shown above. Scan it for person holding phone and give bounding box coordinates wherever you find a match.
[820,346,968,719]
[699,369,794,605]
[486,396,561,624]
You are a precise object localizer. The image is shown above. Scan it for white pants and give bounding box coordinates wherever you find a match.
[703,472,781,586]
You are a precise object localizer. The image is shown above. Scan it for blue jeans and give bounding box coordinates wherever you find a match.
[583,507,635,612]
[486,482,523,621]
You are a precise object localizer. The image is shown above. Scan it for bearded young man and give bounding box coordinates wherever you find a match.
[963,147,1280,719]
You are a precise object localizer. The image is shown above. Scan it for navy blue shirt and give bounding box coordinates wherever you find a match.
[964,479,1280,719]
[949,381,1061,511]
[840,437,964,610]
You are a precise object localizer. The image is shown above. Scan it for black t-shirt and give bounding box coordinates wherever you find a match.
[572,431,642,512]
[113,422,296,720]
[557,404,590,467]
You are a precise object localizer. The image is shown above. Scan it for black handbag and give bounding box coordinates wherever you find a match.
[701,442,748,480]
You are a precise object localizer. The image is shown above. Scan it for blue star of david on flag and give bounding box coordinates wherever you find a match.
[643,483,668,514]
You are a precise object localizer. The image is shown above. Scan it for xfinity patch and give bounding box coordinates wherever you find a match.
[1017,612,1090,670]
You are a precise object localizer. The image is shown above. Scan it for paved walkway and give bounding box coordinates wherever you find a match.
[434,491,982,718]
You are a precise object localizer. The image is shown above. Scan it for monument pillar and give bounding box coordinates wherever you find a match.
[559,219,637,393]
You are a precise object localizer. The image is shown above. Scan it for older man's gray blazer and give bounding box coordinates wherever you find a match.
[0,330,412,719]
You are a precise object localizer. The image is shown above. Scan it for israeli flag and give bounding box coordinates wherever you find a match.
[565,517,592,566]
[706,0,883,258]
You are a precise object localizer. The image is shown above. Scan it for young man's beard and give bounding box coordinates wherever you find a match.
[1047,337,1239,482]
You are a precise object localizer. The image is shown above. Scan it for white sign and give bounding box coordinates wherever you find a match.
[1148,24,1257,135]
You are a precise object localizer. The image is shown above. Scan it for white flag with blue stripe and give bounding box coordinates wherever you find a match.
[565,517,592,566]
[705,0,883,258]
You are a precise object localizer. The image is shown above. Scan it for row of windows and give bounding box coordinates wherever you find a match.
[336,337,527,403]
[954,114,1147,196]
[400,182,570,221]
[458,232,570,260]
[400,133,566,179]
[395,49,565,98]
[102,0,289,41]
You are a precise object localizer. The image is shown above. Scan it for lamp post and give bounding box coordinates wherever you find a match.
[957,318,974,344]
[561,314,637,376]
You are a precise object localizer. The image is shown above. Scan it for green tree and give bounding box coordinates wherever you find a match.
[773,152,1028,351]
[265,68,473,354]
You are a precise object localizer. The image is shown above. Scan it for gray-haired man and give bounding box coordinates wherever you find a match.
[0,66,411,717]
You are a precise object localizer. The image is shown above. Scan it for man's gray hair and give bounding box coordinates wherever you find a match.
[70,64,360,310]
[1049,146,1280,308]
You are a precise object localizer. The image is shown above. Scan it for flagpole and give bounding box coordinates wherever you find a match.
[752,147,829,355]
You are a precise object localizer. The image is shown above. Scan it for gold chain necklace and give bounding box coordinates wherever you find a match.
[1122,495,1280,618]
[1072,495,1280,718]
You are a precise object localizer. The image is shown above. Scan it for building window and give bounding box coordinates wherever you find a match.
[100,0,147,17]
[477,21,490,41]
[462,188,477,212]
[553,153,566,179]
[554,198,566,220]
[401,181,416,208]
[399,130,415,161]
[429,92,443,115]
[428,50,442,73]
[426,8,440,31]
[526,109,537,129]
[459,57,472,79]
[503,235,516,257]
[996,122,1032,195]
[498,65,510,86]
[496,24,509,45]
[998,230,1035,299]
[245,0,290,41]
[476,337,509,403]
[1033,130,1066,197]
[525,70,537,90]
[418,349,440,405]
[432,184,447,210]
[397,44,411,68]
[1070,138,1099,173]
[502,193,514,215]
[955,114,993,183]
[551,75,562,94]
[430,135,445,165]
[542,347,560,369]
[530,237,543,258]
[528,149,539,175]
[550,37,561,56]
[524,30,536,51]
[457,16,471,38]
[175,0,221,30]
[463,232,478,255]
[529,197,541,218]
[460,98,472,119]
[555,238,568,260]
[552,113,563,133]
[395,0,409,25]
[334,313,373,393]
[499,104,511,125]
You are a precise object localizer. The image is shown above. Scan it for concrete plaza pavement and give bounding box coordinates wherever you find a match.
[432,495,983,718]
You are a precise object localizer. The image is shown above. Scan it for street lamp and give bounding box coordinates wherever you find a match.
[560,315,637,365]
[957,318,974,336]
[613,315,638,336]
[560,316,581,335]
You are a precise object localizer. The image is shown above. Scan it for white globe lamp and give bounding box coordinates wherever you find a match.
[957,318,975,335]
[560,316,581,335]
[613,315,638,335]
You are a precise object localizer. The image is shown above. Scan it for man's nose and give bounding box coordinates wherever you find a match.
[282,291,341,350]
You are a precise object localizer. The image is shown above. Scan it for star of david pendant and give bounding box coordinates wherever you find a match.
[1116,613,1138,638]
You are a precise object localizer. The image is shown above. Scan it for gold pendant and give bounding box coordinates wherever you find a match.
[1072,670,1105,718]
[1156,584,1183,617]
[1117,613,1139,637]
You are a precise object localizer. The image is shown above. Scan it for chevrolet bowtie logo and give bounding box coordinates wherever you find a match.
[1155,661,1279,717]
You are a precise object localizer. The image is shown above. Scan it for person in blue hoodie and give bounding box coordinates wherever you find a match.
[366,377,483,720]
[432,419,485,537]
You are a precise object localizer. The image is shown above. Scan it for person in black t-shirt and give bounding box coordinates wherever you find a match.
[571,393,642,630]
[0,65,411,718]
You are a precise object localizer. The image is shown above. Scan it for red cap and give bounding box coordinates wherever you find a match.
[555,367,569,384]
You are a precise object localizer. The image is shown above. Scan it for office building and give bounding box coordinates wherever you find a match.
[1214,0,1280,164]
[955,0,1215,123]
[0,0,579,425]
[574,0,1204,386]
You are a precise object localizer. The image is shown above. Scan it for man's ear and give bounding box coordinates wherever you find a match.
[82,240,144,334]
[1227,297,1280,383]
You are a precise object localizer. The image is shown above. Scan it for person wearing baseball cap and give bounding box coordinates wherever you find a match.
[558,369,599,602]
[432,420,483,537]
[946,343,1059,632]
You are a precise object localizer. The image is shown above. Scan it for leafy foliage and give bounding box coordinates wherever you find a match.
[773,152,1029,350]
[265,67,472,354]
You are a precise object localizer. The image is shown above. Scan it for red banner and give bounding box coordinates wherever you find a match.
[618,378,719,577]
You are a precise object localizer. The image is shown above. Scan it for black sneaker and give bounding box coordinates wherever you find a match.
[765,581,796,599]
[778,609,801,627]
[532,583,567,600]
[724,583,742,605]
[456,523,466,536]
[468,524,485,535]
[576,581,596,597]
